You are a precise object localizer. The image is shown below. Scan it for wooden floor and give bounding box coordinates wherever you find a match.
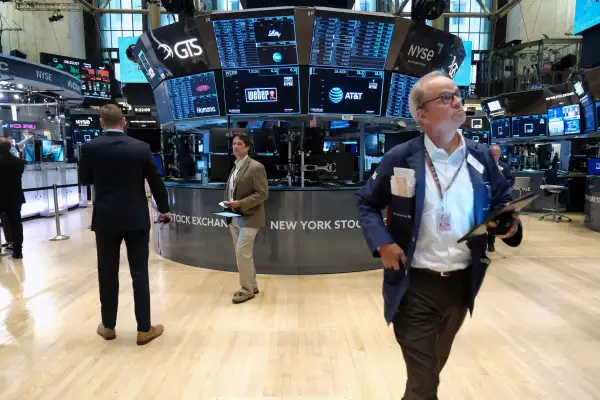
[1,208,600,400]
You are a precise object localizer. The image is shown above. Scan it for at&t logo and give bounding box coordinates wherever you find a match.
[158,38,203,60]
[329,87,363,104]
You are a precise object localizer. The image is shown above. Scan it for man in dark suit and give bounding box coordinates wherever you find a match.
[224,131,269,304]
[0,137,25,259]
[79,104,172,346]
[488,144,514,252]
[356,71,523,400]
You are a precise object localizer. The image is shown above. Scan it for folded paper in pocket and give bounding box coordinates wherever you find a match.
[391,167,416,198]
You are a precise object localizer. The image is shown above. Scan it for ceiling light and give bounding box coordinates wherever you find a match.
[16,84,23,89]
[13,94,19,99]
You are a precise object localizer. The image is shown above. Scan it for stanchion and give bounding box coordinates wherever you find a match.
[49,184,70,242]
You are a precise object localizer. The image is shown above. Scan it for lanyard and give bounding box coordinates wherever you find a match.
[423,148,465,200]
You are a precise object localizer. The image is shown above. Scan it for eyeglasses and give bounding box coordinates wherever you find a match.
[419,91,463,109]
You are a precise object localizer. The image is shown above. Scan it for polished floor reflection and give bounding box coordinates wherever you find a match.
[0,208,599,399]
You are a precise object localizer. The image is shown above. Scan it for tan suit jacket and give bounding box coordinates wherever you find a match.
[225,157,269,228]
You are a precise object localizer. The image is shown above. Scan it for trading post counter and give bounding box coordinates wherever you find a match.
[152,182,379,275]
[512,171,587,213]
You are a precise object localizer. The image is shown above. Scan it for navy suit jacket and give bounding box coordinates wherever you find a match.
[356,135,523,324]
[497,161,514,185]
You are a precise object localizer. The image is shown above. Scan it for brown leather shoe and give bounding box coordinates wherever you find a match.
[232,290,255,304]
[136,324,164,346]
[97,323,116,340]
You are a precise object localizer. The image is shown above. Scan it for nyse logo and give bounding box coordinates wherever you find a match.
[36,70,53,82]
[158,38,203,60]
[76,119,91,126]
[408,44,435,61]
[268,30,281,38]
[196,106,217,114]
[0,62,9,72]
[245,88,277,102]
[447,55,459,78]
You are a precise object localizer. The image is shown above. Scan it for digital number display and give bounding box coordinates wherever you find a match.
[308,67,384,115]
[386,73,419,119]
[491,118,511,140]
[511,114,547,138]
[40,52,111,100]
[310,14,394,70]
[213,16,298,69]
[548,104,581,136]
[222,67,300,115]
[166,71,220,120]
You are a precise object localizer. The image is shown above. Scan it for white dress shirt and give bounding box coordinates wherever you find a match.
[228,155,248,201]
[412,134,475,272]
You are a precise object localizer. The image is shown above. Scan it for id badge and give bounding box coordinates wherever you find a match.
[437,211,452,234]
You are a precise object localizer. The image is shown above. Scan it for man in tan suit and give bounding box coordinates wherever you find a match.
[224,131,269,304]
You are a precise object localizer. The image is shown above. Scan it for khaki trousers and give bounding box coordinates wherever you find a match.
[230,218,259,293]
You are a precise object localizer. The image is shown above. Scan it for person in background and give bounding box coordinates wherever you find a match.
[224,131,269,304]
[356,71,522,400]
[0,137,25,259]
[79,104,172,346]
[488,144,515,252]
[7,136,19,157]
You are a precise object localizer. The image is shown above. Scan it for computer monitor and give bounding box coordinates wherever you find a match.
[251,128,278,154]
[511,114,548,138]
[547,104,580,136]
[209,128,230,153]
[153,154,165,176]
[491,118,511,140]
[209,154,233,182]
[308,152,355,181]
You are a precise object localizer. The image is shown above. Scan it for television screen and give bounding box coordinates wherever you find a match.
[40,52,111,99]
[222,67,300,115]
[209,128,230,153]
[574,0,600,34]
[213,12,298,69]
[386,73,419,119]
[309,67,384,115]
[310,9,394,70]
[330,120,351,129]
[153,81,172,125]
[511,114,548,138]
[462,130,489,145]
[548,104,581,136]
[251,128,278,154]
[581,96,596,134]
[166,71,221,120]
[42,140,64,162]
[118,36,147,83]
[491,117,510,140]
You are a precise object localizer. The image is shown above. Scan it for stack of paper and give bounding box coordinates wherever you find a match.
[391,167,416,198]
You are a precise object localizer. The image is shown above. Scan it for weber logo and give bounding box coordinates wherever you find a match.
[245,88,277,103]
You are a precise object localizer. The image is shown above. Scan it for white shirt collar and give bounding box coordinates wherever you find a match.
[424,132,465,165]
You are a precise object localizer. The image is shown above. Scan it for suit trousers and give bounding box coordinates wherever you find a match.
[1,205,22,253]
[393,267,470,400]
[94,230,151,332]
[230,218,259,293]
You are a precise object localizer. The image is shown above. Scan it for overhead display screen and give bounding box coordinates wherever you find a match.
[548,104,581,136]
[166,71,220,120]
[462,130,489,145]
[581,96,596,134]
[511,114,547,138]
[222,67,300,115]
[491,117,511,140]
[386,73,419,119]
[213,15,298,69]
[310,10,394,70]
[308,68,384,115]
[153,82,172,125]
[40,52,111,99]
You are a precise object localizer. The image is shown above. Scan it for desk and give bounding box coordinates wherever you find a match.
[512,171,587,213]
[152,182,379,275]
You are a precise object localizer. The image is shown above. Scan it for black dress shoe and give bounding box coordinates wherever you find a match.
[487,244,495,252]
[12,253,23,259]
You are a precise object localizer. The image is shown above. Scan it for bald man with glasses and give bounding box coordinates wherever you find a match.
[357,71,523,399]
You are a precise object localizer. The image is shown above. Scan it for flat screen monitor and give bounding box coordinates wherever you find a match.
[310,9,394,70]
[251,128,278,154]
[209,128,230,153]
[511,114,548,138]
[462,131,490,145]
[330,120,351,129]
[222,67,300,115]
[153,81,172,125]
[581,96,596,134]
[166,72,220,120]
[491,117,510,140]
[40,53,111,100]
[73,129,101,143]
[209,154,234,182]
[42,140,64,162]
[308,67,384,115]
[548,104,581,136]
[385,73,419,119]
[153,154,164,176]
[213,11,298,69]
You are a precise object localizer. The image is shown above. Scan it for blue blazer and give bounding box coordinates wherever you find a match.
[498,161,514,185]
[356,135,522,324]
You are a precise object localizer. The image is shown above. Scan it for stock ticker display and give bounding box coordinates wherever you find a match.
[491,118,511,140]
[308,68,384,115]
[40,53,111,100]
[511,114,548,138]
[386,73,419,119]
[222,67,300,115]
[166,71,220,120]
[213,15,298,69]
[310,14,394,70]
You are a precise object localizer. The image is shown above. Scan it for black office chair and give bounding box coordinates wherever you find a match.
[539,167,572,223]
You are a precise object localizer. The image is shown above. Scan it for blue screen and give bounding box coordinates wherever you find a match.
[548,104,581,136]
[582,96,596,134]
[166,72,220,120]
[386,73,419,119]
[574,0,600,34]
[491,118,510,140]
[511,114,547,138]
[118,36,147,83]
[463,130,489,144]
[452,41,472,87]
[330,120,350,129]
[213,15,298,69]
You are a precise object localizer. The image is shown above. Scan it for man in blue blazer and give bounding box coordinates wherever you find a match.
[356,71,523,400]
[488,144,515,252]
